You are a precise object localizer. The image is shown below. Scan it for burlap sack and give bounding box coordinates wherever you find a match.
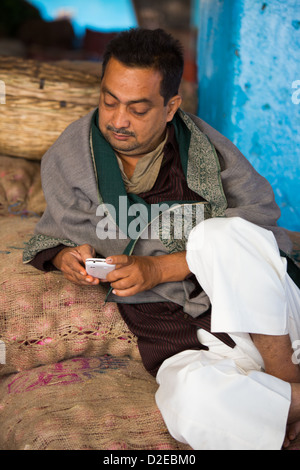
[0,355,191,450]
[0,216,139,376]
[0,155,45,216]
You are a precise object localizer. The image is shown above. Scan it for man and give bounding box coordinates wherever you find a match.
[23,28,300,450]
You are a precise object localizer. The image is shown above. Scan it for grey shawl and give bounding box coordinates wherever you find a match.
[23,108,292,318]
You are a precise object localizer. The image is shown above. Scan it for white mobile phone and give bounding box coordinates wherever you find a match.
[85,258,116,279]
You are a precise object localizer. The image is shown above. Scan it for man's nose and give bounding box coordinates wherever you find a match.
[112,106,130,129]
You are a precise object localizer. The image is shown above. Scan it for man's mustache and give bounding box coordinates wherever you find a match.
[107,125,135,137]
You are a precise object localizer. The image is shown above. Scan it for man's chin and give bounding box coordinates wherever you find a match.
[105,135,140,155]
[111,142,140,155]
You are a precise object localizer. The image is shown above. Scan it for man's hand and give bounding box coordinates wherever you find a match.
[52,244,100,286]
[106,251,190,297]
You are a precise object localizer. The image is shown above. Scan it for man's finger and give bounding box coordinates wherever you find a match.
[65,251,87,275]
[63,263,100,285]
[112,286,138,297]
[64,271,100,286]
[63,251,99,285]
[80,244,96,262]
[66,245,96,272]
[106,255,131,267]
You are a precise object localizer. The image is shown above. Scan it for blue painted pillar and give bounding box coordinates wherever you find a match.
[196,0,300,231]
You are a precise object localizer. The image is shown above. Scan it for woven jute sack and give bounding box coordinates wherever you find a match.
[0,216,139,376]
[0,154,45,216]
[0,57,101,160]
[0,355,191,450]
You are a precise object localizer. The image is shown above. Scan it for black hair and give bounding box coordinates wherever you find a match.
[101,28,184,105]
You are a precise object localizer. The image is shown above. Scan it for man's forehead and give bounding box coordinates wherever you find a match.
[100,58,164,103]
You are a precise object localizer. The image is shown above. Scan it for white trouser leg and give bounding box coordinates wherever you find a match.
[155,217,300,450]
[155,335,291,450]
[186,216,296,335]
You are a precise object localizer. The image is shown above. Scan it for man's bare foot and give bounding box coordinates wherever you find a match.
[283,383,300,448]
[283,420,300,448]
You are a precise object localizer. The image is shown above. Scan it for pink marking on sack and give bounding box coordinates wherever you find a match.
[64,300,76,306]
[8,373,34,394]
[71,357,93,370]
[7,369,82,394]
[36,337,53,345]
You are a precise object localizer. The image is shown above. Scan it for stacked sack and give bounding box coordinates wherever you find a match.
[2,57,297,451]
[0,57,195,450]
[0,57,102,216]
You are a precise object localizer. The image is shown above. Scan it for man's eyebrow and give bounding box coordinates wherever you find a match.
[102,87,152,105]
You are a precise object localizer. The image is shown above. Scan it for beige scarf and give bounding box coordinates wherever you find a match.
[116,130,169,194]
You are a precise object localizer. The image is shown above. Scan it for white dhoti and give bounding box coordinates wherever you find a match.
[155,217,300,450]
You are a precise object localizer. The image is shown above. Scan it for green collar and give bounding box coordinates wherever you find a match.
[90,108,196,239]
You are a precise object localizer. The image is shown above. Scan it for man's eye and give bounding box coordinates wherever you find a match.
[131,109,148,116]
[104,101,116,107]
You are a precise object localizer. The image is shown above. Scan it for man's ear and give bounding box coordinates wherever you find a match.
[166,95,182,122]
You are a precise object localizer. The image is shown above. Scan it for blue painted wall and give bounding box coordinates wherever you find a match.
[196,0,300,231]
[27,0,138,37]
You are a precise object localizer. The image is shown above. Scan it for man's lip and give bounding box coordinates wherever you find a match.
[112,132,132,140]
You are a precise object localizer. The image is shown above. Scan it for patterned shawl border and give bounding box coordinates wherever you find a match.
[23,234,78,264]
[178,109,227,218]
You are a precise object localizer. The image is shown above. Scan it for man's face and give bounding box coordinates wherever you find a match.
[99,57,180,158]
